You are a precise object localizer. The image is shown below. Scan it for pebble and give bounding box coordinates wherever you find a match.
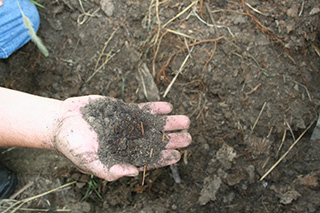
[100,0,114,17]
[262,180,268,188]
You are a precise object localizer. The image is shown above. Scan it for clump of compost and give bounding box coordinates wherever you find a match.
[80,98,168,167]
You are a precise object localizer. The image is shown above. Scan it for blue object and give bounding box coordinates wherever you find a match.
[0,0,40,59]
[0,162,17,199]
[311,115,320,141]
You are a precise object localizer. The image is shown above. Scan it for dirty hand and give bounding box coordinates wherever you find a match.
[55,95,191,181]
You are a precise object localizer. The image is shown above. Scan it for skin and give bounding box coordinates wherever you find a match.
[0,87,191,181]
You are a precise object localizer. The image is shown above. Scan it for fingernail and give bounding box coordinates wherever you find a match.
[127,172,138,177]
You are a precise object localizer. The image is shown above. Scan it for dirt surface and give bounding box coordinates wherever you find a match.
[81,97,167,167]
[0,0,320,212]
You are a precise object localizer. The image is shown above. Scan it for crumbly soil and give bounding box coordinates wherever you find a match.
[81,97,167,167]
[0,0,319,212]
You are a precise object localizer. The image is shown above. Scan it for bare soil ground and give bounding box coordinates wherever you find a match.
[0,0,319,212]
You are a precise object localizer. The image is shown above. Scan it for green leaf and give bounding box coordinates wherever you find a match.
[28,0,45,8]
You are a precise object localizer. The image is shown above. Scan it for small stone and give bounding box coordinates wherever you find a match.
[223,192,235,204]
[68,201,91,212]
[278,190,301,205]
[216,144,236,170]
[70,12,80,21]
[79,174,90,183]
[104,117,110,124]
[103,201,109,209]
[225,171,245,186]
[287,4,299,17]
[233,15,247,24]
[171,204,177,210]
[199,175,222,205]
[203,143,209,150]
[76,182,86,189]
[71,173,81,181]
[100,0,114,17]
[310,7,320,15]
[242,183,248,190]
[246,165,255,184]
[262,180,268,188]
[298,174,319,187]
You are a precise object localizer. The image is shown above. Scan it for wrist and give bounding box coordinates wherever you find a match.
[0,87,62,149]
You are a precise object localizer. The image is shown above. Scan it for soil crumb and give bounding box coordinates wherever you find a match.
[80,98,168,167]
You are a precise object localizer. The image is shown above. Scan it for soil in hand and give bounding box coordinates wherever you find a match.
[80,98,168,168]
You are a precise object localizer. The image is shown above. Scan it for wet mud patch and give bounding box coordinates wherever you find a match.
[80,98,168,167]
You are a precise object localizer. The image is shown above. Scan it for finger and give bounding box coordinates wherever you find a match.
[139,149,181,171]
[138,102,173,114]
[165,133,192,149]
[164,115,190,131]
[75,160,117,181]
[80,161,138,182]
[0,0,3,7]
[108,164,139,181]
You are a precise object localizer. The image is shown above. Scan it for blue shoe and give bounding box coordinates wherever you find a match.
[0,162,17,199]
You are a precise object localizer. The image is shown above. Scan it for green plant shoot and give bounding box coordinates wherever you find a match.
[28,0,45,8]
[16,0,49,57]
[81,175,103,201]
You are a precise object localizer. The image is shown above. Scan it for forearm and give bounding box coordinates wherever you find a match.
[0,87,61,149]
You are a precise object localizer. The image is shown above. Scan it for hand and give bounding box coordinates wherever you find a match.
[0,0,3,7]
[54,95,191,181]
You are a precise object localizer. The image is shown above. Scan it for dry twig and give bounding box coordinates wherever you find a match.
[86,28,118,83]
[142,165,147,186]
[165,29,195,40]
[245,2,266,16]
[298,1,305,16]
[77,0,100,25]
[211,8,247,16]
[248,102,267,137]
[162,0,198,28]
[1,181,76,213]
[156,36,224,83]
[241,0,284,46]
[260,121,315,181]
[163,47,193,98]
[140,122,145,136]
[285,119,296,141]
[202,40,217,72]
[9,182,34,200]
[205,3,219,35]
[276,120,287,157]
[292,80,312,101]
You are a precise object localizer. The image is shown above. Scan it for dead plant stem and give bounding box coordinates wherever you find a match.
[249,102,267,136]
[162,0,198,28]
[163,47,193,97]
[260,121,314,181]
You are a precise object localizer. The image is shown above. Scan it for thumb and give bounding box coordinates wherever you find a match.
[108,164,139,181]
[75,160,138,182]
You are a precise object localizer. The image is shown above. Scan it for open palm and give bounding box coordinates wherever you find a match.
[54,95,191,181]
